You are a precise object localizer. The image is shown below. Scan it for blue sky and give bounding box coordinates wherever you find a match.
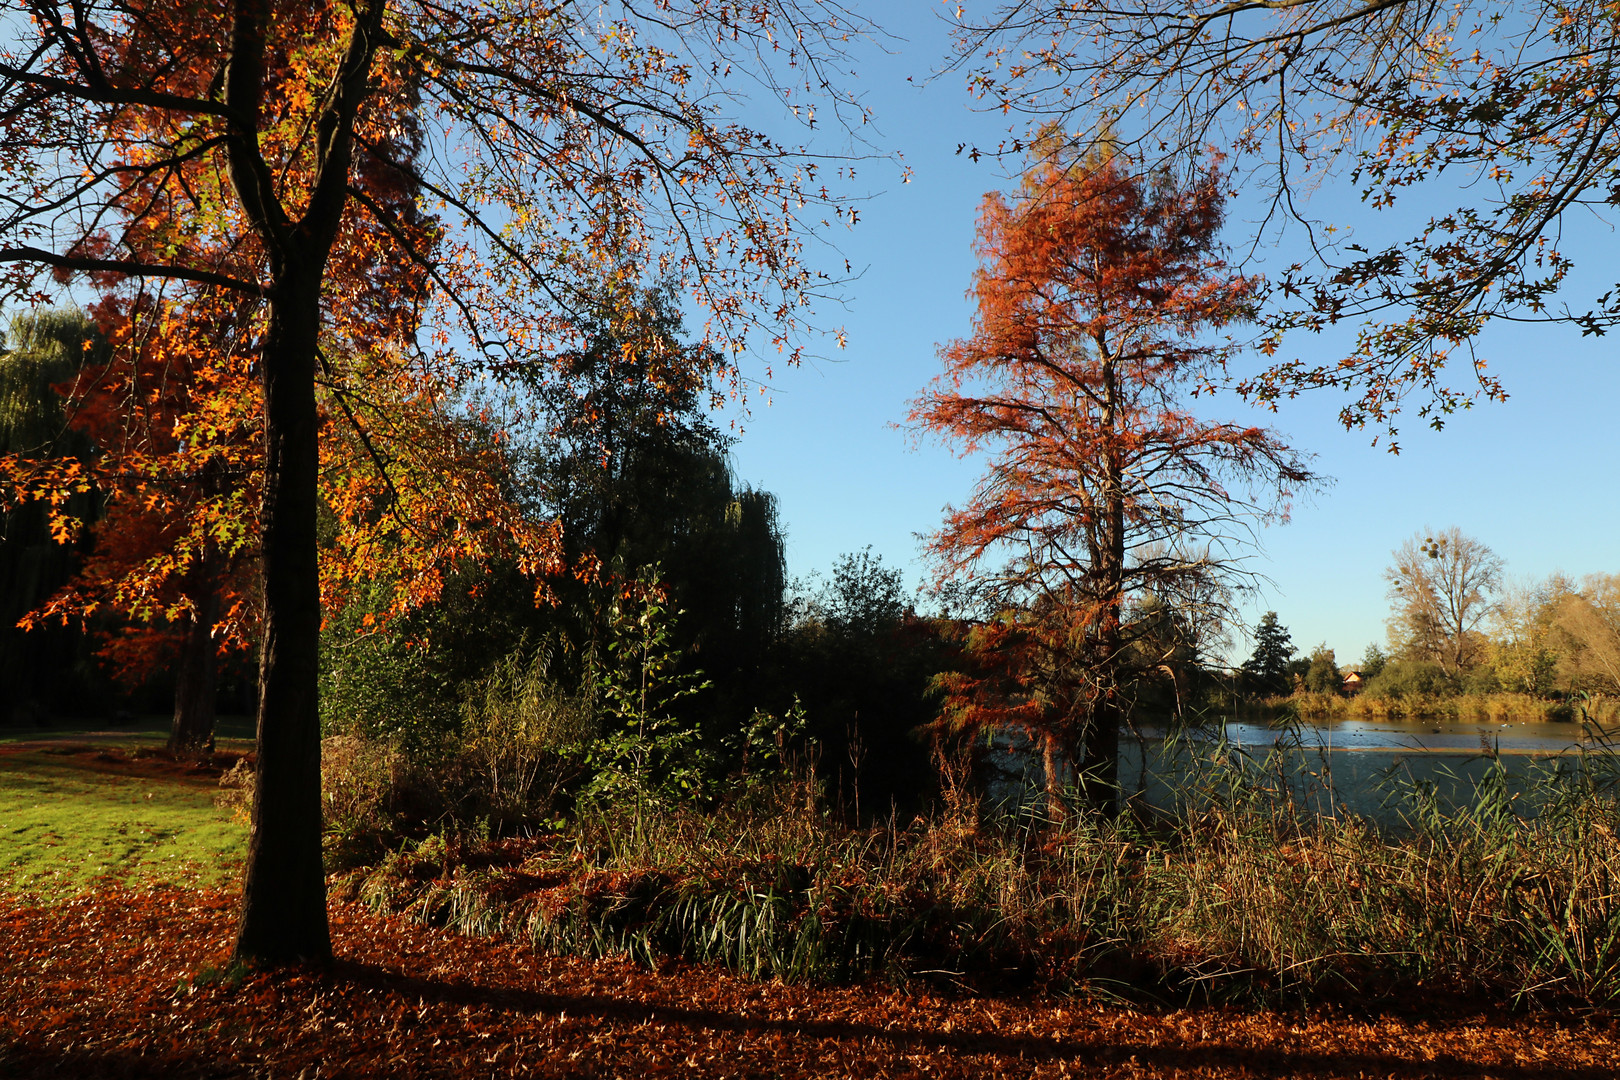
[719,7,1620,666]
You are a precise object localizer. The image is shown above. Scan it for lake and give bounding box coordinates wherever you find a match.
[987,716,1620,825]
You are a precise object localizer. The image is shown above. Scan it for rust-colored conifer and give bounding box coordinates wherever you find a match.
[914,145,1316,816]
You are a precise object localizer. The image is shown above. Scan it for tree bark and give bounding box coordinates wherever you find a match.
[1086,346,1126,815]
[232,270,331,965]
[167,570,219,759]
[1080,697,1122,813]
[1042,730,1066,821]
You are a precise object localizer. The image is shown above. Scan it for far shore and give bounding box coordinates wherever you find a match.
[1233,691,1618,726]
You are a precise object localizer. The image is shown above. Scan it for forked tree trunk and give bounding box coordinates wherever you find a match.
[168,572,219,759]
[232,272,331,965]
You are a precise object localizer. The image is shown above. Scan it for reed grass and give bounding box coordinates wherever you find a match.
[344,725,1620,1007]
[1281,692,1617,724]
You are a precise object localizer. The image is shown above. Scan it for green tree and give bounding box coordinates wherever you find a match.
[1240,612,1295,697]
[1359,643,1388,682]
[522,288,787,719]
[1303,644,1343,696]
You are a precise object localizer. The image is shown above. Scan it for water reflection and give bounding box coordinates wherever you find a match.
[988,717,1616,826]
[1137,716,1592,755]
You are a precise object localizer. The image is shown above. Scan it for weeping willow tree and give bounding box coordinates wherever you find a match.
[524,285,788,723]
[0,310,104,718]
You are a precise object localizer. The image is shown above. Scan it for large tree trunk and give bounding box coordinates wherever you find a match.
[1085,348,1126,816]
[168,569,219,759]
[232,273,331,965]
[1080,697,1122,813]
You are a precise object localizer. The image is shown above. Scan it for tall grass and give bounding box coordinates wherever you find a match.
[342,722,1620,1006]
[1286,691,1617,723]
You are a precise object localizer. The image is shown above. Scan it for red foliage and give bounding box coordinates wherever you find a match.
[2,885,1615,1078]
[913,146,1315,811]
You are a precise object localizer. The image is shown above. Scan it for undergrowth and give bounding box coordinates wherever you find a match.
[337,721,1620,1008]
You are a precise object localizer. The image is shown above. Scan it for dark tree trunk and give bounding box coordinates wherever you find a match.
[168,570,219,759]
[1084,348,1126,816]
[1080,697,1122,814]
[232,272,331,965]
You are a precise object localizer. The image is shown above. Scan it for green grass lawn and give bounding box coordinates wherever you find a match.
[0,712,257,746]
[0,743,248,898]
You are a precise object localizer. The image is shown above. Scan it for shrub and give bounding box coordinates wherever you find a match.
[447,638,594,831]
[347,734,1620,1006]
[1362,659,1458,699]
[322,733,404,868]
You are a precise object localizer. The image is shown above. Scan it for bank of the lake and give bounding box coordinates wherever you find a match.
[1275,690,1620,724]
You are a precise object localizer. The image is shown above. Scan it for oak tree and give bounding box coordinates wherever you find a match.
[952,0,1620,441]
[914,145,1314,815]
[0,0,872,963]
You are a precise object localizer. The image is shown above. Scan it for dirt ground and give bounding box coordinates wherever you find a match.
[0,740,248,784]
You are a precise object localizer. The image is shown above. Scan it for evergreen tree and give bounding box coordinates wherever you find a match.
[1241,612,1295,697]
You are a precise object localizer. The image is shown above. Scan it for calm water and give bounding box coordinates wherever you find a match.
[988,716,1618,824]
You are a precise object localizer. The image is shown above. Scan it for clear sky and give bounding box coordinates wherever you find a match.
[719,7,1620,666]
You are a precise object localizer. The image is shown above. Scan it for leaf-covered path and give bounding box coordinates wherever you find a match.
[2,887,1615,1078]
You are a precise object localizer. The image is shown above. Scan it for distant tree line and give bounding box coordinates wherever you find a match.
[1241,527,1619,705]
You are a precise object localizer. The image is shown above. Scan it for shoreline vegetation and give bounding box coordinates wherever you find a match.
[1253,692,1620,725]
[313,719,1620,1009]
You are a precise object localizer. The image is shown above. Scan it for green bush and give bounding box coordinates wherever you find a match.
[318,581,461,751]
[1362,658,1458,699]
[317,634,597,870]
[447,638,594,831]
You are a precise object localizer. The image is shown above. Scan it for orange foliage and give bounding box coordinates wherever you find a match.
[4,290,261,686]
[0,9,557,677]
[316,348,563,627]
[913,146,1315,809]
[0,0,877,963]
